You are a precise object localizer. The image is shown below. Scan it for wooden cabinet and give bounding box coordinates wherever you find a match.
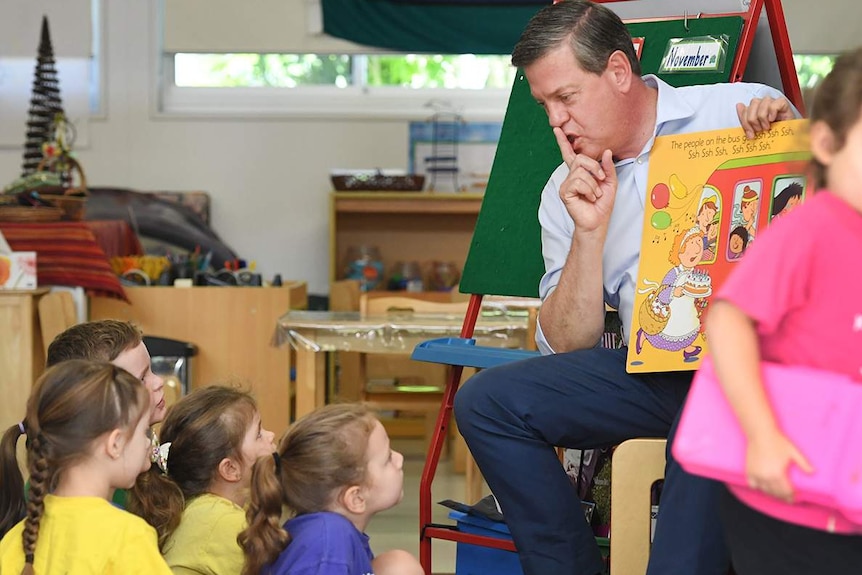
[0,289,48,432]
[89,283,307,436]
[330,192,482,440]
[329,192,483,287]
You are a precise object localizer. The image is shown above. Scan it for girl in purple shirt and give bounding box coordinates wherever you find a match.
[239,404,422,575]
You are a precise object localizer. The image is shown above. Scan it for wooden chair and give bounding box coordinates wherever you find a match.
[38,290,78,356]
[359,294,469,448]
[610,438,667,575]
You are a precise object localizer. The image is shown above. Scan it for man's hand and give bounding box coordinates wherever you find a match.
[553,127,618,234]
[736,96,795,140]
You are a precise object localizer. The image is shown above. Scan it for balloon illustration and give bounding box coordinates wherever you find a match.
[669,173,688,199]
[651,210,672,230]
[650,182,670,209]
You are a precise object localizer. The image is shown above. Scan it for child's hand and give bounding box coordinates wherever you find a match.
[745,430,814,502]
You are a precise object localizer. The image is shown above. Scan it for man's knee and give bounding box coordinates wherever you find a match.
[453,367,498,432]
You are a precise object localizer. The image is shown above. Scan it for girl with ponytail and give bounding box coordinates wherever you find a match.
[240,403,422,575]
[127,385,275,574]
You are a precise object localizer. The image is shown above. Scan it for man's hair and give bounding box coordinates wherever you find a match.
[511,0,640,76]
[46,320,143,367]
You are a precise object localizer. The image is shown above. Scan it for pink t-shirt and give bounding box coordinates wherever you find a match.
[716,190,862,531]
[718,191,862,380]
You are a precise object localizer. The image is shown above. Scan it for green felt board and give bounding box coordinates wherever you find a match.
[460,16,744,298]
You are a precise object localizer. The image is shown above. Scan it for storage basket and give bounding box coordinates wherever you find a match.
[0,205,63,223]
[331,171,425,192]
[36,156,88,221]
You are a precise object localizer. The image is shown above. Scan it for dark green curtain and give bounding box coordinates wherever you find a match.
[321,0,546,54]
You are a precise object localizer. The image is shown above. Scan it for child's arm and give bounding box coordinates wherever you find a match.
[706,300,813,502]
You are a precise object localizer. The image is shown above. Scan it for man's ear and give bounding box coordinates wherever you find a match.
[217,457,243,483]
[339,484,367,515]
[606,50,632,91]
[809,120,836,167]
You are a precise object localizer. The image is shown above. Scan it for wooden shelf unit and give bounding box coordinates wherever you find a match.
[0,289,49,433]
[329,192,483,286]
[89,283,307,437]
[330,192,482,441]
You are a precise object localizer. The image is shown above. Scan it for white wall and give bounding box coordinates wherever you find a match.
[2,0,856,295]
[0,0,411,296]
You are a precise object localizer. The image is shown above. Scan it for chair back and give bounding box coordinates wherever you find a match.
[361,294,469,317]
[38,291,77,356]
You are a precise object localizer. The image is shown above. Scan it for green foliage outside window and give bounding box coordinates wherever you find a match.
[173,53,514,89]
[793,54,836,90]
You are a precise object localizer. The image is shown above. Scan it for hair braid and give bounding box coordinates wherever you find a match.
[21,434,52,574]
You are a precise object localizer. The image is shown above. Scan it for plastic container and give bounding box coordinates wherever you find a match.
[448,511,522,575]
[447,511,610,575]
[343,245,384,292]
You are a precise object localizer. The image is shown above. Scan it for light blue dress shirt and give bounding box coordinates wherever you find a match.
[536,75,797,354]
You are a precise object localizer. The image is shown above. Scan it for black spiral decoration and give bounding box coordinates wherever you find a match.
[21,16,66,179]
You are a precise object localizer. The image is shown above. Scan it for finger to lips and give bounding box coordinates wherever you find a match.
[553,127,576,165]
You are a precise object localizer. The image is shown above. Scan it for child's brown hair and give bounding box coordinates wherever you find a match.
[238,403,376,575]
[46,319,142,367]
[0,360,149,574]
[808,47,862,189]
[126,386,259,550]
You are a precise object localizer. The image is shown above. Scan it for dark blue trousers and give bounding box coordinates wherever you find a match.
[454,346,730,575]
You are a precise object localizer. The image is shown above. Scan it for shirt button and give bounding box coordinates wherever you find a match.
[636,156,644,164]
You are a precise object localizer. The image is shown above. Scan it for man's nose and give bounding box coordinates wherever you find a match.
[546,103,567,128]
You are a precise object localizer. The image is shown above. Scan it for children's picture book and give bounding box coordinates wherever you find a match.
[627,119,809,373]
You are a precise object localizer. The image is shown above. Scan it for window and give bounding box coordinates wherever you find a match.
[161,53,515,120]
[793,54,836,91]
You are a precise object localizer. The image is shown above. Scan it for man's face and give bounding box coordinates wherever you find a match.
[525,44,623,162]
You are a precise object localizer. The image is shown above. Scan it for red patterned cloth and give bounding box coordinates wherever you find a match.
[85,220,144,259]
[0,222,128,301]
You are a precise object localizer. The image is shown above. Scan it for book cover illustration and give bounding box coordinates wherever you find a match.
[627,119,809,373]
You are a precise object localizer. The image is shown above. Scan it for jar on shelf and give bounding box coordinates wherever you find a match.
[343,245,384,292]
[387,261,423,292]
[427,261,461,291]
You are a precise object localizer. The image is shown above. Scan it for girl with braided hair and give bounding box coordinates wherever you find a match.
[0,360,171,574]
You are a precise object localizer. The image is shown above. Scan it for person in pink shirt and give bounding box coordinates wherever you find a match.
[705,47,862,575]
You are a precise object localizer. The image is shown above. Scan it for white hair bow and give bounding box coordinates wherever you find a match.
[156,442,171,475]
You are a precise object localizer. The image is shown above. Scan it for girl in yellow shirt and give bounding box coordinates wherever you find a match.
[128,386,276,575]
[0,360,171,575]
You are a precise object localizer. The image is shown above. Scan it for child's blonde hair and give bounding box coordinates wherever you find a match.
[0,360,149,575]
[126,386,259,550]
[238,403,376,575]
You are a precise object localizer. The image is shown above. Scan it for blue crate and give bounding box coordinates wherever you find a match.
[448,511,523,575]
[448,510,611,575]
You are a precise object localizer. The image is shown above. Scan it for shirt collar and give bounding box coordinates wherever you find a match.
[614,75,695,167]
[639,75,697,157]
